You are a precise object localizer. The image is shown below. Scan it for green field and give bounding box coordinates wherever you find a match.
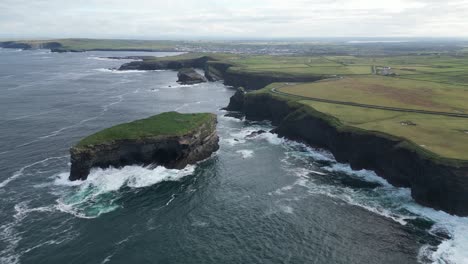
[77,112,213,148]
[216,53,468,160]
[277,76,468,114]
[301,101,468,160]
[257,79,468,160]
[145,52,468,84]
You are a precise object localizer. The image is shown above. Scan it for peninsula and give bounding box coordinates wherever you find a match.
[69,112,219,181]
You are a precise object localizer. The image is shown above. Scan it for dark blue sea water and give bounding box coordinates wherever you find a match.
[0,48,467,264]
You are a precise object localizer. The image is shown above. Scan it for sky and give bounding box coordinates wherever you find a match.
[1,0,468,39]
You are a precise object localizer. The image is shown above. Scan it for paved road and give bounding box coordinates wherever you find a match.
[271,85,468,119]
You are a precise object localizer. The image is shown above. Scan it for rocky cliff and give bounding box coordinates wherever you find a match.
[69,113,219,181]
[177,68,207,84]
[118,56,324,90]
[230,91,468,216]
[0,41,62,50]
[119,56,212,71]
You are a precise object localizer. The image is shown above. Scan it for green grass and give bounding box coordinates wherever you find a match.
[76,112,214,148]
[301,101,468,160]
[277,76,468,114]
[246,82,468,161]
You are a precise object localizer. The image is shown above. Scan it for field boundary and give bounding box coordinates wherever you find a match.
[271,85,468,118]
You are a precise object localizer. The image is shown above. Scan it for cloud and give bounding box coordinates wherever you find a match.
[0,0,467,39]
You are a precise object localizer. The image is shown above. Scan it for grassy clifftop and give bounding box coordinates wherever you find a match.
[76,112,214,148]
[249,82,468,162]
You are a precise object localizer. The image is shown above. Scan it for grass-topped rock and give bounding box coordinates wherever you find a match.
[177,68,207,84]
[69,112,219,181]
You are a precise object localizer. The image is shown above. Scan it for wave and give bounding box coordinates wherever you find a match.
[0,201,58,264]
[94,68,165,74]
[0,156,68,188]
[271,137,468,264]
[54,165,196,218]
[88,57,118,61]
[236,149,254,159]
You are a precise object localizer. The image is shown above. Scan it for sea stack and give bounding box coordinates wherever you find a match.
[177,68,207,84]
[69,112,219,181]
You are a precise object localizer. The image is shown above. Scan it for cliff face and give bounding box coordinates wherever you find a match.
[223,71,324,90]
[234,92,468,216]
[177,68,207,84]
[119,56,213,71]
[118,57,325,90]
[0,41,33,49]
[69,115,219,181]
[0,41,63,50]
[224,87,246,111]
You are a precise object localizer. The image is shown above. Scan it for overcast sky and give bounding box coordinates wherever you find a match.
[1,0,468,39]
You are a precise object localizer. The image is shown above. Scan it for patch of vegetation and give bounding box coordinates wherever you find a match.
[76,112,214,148]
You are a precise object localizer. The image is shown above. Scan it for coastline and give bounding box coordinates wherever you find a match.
[117,54,468,216]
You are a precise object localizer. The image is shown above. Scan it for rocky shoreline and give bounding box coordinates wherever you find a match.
[115,54,468,216]
[228,90,468,216]
[118,56,324,90]
[69,113,219,181]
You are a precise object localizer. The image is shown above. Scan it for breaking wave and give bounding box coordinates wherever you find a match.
[267,131,468,264]
[54,165,196,218]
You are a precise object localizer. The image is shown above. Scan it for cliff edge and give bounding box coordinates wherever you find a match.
[69,112,219,181]
[227,87,468,216]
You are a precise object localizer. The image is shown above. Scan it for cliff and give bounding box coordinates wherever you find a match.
[69,112,219,181]
[177,68,207,84]
[118,55,324,90]
[0,41,62,50]
[224,87,246,111]
[230,90,468,216]
[119,56,212,71]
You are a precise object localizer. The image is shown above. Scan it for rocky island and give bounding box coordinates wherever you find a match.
[69,112,219,181]
[177,68,207,84]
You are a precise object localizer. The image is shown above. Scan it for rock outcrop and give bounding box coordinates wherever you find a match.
[224,87,246,111]
[0,41,32,49]
[228,90,468,216]
[0,41,63,50]
[119,56,212,71]
[69,113,219,181]
[118,56,324,90]
[177,68,207,84]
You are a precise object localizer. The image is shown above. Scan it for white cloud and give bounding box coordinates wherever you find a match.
[0,0,467,39]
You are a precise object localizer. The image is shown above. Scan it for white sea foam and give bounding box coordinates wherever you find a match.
[54,165,196,218]
[219,115,243,123]
[94,68,153,74]
[0,202,57,264]
[88,57,117,61]
[275,141,468,264]
[236,149,254,159]
[221,137,246,146]
[322,163,391,187]
[256,132,284,145]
